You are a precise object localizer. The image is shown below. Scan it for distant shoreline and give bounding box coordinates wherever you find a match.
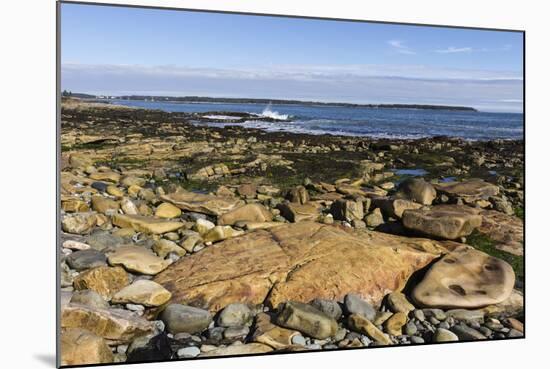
[64,92,478,112]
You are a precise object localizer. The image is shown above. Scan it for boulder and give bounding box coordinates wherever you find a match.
[386,292,415,313]
[203,226,244,243]
[61,304,155,344]
[153,239,186,258]
[330,199,364,222]
[60,328,114,366]
[309,298,342,320]
[395,178,436,205]
[154,222,445,312]
[112,214,184,234]
[159,304,212,334]
[412,246,515,309]
[275,301,338,339]
[402,205,482,239]
[218,204,272,225]
[365,208,384,228]
[107,246,171,275]
[89,171,121,183]
[276,202,321,222]
[217,303,253,327]
[70,290,109,310]
[73,266,129,299]
[344,293,376,321]
[434,179,499,203]
[286,186,309,204]
[112,280,172,307]
[160,189,243,216]
[155,202,182,219]
[372,197,422,219]
[384,312,407,336]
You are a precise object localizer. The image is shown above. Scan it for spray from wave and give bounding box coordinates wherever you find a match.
[258,103,290,121]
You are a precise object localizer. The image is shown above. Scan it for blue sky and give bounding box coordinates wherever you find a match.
[61,3,524,112]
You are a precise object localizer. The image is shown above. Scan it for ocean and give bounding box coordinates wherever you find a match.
[106,99,523,141]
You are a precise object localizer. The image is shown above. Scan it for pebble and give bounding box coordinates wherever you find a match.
[177,346,200,358]
[291,335,306,346]
[433,328,459,342]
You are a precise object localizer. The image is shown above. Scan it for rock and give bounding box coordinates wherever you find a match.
[112,214,183,234]
[155,202,182,219]
[218,204,272,225]
[217,303,253,327]
[62,304,155,344]
[121,176,146,187]
[177,346,200,358]
[396,178,436,205]
[66,249,107,271]
[106,185,124,197]
[237,183,258,199]
[344,293,376,321]
[310,298,342,320]
[107,246,171,275]
[291,335,306,346]
[126,333,173,362]
[330,199,364,222]
[154,222,444,312]
[61,328,114,365]
[203,226,244,243]
[384,312,407,336]
[275,301,338,339]
[365,208,384,228]
[89,171,121,183]
[402,205,482,239]
[62,198,90,213]
[386,292,415,313]
[180,233,202,253]
[434,179,499,203]
[160,189,243,216]
[86,231,125,251]
[446,309,485,323]
[62,213,97,234]
[412,246,515,309]
[91,195,120,215]
[276,202,321,223]
[286,186,309,204]
[503,317,524,333]
[70,290,109,309]
[482,289,524,317]
[195,218,215,235]
[91,181,109,192]
[159,304,212,334]
[63,240,91,251]
[153,239,186,258]
[200,343,273,357]
[112,280,172,307]
[224,326,249,340]
[451,323,486,340]
[347,314,392,345]
[478,210,524,256]
[252,312,299,349]
[373,198,422,219]
[433,328,459,342]
[120,198,139,215]
[73,266,129,299]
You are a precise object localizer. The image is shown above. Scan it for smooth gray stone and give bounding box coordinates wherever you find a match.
[451,323,486,340]
[217,303,253,328]
[177,346,200,358]
[344,293,376,321]
[310,298,343,320]
[160,304,212,334]
[65,249,106,271]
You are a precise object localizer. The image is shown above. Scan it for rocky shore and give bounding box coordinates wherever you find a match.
[59,98,524,366]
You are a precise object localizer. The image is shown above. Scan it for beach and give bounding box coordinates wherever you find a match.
[59,98,524,365]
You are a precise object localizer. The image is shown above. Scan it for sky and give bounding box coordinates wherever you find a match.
[61,3,524,112]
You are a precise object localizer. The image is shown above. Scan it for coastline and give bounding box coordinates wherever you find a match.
[59,97,524,365]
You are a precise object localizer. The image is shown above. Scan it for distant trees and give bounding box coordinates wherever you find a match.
[62,90,72,97]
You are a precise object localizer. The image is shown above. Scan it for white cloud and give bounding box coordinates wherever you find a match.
[387,40,416,55]
[61,63,524,112]
[435,46,473,54]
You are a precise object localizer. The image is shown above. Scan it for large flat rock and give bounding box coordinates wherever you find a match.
[160,189,244,216]
[154,222,448,312]
[112,214,184,234]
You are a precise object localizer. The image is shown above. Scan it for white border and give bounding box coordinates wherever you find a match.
[2,1,546,368]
